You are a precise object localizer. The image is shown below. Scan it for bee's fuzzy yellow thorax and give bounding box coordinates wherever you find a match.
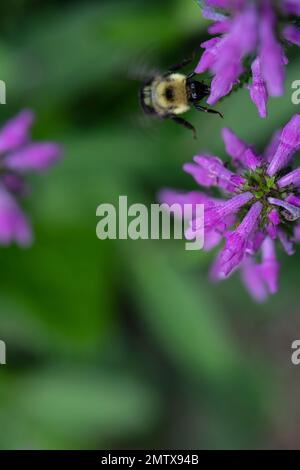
[152,73,190,115]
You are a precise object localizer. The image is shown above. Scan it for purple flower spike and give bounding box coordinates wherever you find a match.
[248,57,268,118]
[161,117,300,301]
[197,0,299,115]
[0,110,63,247]
[267,114,300,177]
[5,143,62,172]
[222,128,261,169]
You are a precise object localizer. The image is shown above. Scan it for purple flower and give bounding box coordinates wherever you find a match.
[0,110,62,247]
[160,114,300,301]
[196,0,300,116]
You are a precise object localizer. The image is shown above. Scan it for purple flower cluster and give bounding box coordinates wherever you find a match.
[196,0,300,117]
[160,114,300,302]
[0,110,62,246]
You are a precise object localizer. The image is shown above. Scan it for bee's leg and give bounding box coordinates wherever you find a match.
[186,72,196,81]
[170,115,197,139]
[167,57,193,74]
[194,104,223,118]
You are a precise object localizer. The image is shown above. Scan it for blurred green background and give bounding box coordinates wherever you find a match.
[0,0,300,450]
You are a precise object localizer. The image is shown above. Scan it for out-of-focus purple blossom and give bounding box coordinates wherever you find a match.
[5,143,62,172]
[160,114,300,301]
[0,110,63,247]
[283,25,300,46]
[0,110,34,153]
[196,0,300,116]
[0,185,32,246]
[283,0,300,16]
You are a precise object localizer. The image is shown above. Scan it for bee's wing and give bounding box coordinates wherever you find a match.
[123,43,162,83]
[127,64,159,83]
[129,112,162,142]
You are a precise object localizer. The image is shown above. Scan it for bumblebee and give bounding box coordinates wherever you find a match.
[139,59,223,138]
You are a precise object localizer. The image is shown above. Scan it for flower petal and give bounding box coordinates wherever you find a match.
[283,25,300,46]
[217,200,262,276]
[0,185,32,246]
[222,127,261,169]
[0,110,34,154]
[260,0,285,97]
[5,143,63,172]
[277,168,300,188]
[248,57,268,118]
[267,114,300,176]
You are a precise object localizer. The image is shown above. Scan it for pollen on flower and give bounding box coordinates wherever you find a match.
[160,114,300,302]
